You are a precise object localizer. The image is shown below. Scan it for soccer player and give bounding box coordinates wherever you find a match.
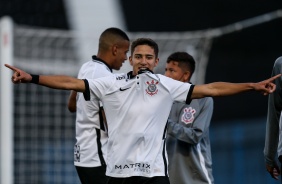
[5,38,280,184]
[67,27,130,184]
[264,56,282,181]
[165,52,214,184]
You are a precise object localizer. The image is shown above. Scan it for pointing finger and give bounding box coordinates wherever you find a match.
[269,74,281,82]
[5,64,19,72]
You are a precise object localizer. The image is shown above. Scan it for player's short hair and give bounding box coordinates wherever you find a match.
[100,27,129,41]
[99,27,129,51]
[166,52,195,75]
[130,38,159,58]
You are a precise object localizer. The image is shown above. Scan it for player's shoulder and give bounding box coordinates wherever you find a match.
[157,75,194,89]
[80,60,93,67]
[155,74,178,83]
[185,98,213,114]
[79,60,112,78]
[202,96,214,105]
[80,60,108,70]
[192,96,213,105]
[272,56,282,75]
[79,60,95,72]
[274,56,282,66]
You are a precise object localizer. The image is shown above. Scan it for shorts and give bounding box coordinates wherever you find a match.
[107,176,170,184]
[75,165,109,184]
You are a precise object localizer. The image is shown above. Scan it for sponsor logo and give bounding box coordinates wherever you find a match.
[119,87,131,91]
[145,80,159,96]
[181,107,196,124]
[116,76,126,80]
[115,163,151,174]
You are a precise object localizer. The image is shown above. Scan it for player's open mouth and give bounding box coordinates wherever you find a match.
[139,67,148,70]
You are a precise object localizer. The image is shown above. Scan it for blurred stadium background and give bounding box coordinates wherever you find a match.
[1,0,282,184]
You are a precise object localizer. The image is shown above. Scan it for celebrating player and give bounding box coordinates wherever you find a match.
[5,38,280,184]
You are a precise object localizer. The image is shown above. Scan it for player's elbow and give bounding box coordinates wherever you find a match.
[68,106,76,113]
[67,90,77,112]
[67,102,76,112]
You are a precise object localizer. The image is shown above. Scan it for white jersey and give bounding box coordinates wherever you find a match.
[83,71,193,177]
[74,56,112,167]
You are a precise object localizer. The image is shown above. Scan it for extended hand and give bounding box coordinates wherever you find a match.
[4,64,32,83]
[256,74,281,95]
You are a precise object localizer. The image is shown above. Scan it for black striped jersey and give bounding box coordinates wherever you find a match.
[74,56,111,167]
[83,70,194,177]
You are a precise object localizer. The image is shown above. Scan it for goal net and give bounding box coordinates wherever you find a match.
[1,9,281,184]
[1,18,81,184]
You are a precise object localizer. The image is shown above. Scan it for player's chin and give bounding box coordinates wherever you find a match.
[114,65,122,71]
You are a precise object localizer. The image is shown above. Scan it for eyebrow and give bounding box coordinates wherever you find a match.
[134,53,154,57]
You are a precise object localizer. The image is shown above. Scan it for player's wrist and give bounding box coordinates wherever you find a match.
[30,74,39,84]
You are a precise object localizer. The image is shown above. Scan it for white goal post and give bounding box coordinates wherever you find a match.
[0,16,13,184]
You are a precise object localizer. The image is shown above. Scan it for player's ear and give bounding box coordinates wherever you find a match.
[184,71,191,82]
[112,44,118,56]
[154,58,159,67]
[129,56,133,66]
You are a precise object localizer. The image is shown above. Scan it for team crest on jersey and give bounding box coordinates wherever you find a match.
[181,107,196,124]
[145,80,159,96]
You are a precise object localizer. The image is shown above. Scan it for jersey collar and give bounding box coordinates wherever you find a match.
[138,68,154,74]
[92,55,113,73]
[126,69,155,79]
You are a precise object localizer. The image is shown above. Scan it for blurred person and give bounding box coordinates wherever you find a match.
[5,38,280,184]
[165,52,214,184]
[67,27,130,184]
[264,56,282,181]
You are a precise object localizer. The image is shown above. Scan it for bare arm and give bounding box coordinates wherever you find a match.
[192,75,281,99]
[5,64,85,92]
[68,90,77,112]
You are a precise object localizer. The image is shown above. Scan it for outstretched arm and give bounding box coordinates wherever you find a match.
[5,64,86,92]
[191,74,281,99]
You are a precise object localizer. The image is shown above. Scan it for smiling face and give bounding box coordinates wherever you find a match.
[129,44,159,75]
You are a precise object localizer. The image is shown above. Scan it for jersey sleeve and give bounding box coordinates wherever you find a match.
[82,75,114,101]
[167,98,213,144]
[83,79,91,101]
[160,75,194,104]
